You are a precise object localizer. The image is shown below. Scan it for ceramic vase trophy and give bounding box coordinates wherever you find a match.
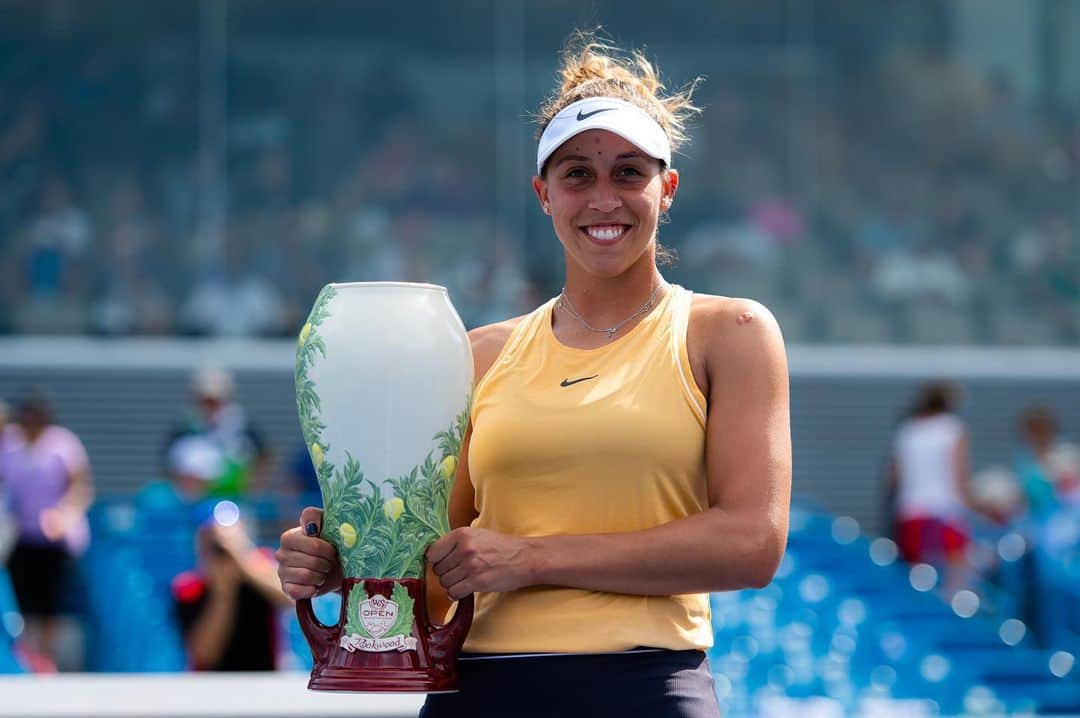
[294,282,474,692]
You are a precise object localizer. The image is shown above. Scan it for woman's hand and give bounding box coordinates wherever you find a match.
[426,527,536,601]
[276,507,342,600]
[38,505,82,542]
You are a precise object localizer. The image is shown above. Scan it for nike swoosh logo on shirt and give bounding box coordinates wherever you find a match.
[560,375,599,387]
[577,108,615,121]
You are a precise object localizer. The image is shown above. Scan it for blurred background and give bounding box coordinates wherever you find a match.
[0,1,1079,716]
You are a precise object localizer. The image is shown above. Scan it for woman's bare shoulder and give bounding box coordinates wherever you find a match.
[689,293,782,335]
[467,314,530,383]
[688,293,786,367]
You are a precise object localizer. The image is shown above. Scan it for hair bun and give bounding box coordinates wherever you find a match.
[536,29,702,157]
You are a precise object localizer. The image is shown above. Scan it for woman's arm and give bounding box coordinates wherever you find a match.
[59,467,94,513]
[40,431,95,543]
[429,297,792,599]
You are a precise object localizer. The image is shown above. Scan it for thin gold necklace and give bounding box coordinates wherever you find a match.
[557,283,666,341]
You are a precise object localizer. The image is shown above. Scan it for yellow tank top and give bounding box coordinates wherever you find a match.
[463,284,712,654]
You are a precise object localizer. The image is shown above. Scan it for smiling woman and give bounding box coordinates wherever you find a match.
[536,127,674,283]
[533,38,700,277]
[276,28,791,718]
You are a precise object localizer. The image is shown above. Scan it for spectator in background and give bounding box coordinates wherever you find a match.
[0,391,93,669]
[89,176,173,336]
[889,382,993,594]
[163,366,270,498]
[10,177,94,334]
[172,516,291,671]
[179,237,288,337]
[1015,406,1080,522]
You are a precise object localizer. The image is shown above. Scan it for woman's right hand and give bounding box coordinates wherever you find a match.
[276,507,342,600]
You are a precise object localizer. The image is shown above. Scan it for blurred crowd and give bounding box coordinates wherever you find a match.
[0,32,1077,343]
[0,32,532,337]
[888,381,1080,654]
[679,53,1080,344]
[0,370,305,672]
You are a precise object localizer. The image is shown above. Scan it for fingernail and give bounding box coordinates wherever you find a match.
[304,522,319,536]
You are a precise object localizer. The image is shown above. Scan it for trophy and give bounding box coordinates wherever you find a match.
[294,282,474,691]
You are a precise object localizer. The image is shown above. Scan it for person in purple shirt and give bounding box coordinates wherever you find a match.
[0,391,94,668]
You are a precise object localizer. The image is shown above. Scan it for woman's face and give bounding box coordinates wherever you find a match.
[533,129,677,279]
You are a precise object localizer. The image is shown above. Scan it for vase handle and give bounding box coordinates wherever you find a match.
[296,597,337,665]
[428,591,474,657]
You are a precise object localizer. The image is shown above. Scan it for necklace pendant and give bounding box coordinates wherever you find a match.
[607,328,618,340]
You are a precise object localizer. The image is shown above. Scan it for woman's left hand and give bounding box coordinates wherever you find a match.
[426,527,536,601]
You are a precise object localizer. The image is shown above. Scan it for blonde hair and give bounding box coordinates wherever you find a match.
[535,29,702,173]
[536,30,702,266]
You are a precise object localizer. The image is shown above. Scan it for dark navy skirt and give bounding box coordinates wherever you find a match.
[419,647,722,718]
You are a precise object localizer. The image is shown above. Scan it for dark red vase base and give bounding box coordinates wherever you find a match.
[297,577,473,693]
[307,665,460,693]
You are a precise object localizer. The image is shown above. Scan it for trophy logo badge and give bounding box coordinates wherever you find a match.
[362,595,397,638]
[339,584,420,653]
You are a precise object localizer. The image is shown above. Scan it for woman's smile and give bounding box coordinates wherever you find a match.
[580,223,632,246]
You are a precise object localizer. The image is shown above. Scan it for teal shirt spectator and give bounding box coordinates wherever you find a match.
[1015,449,1059,522]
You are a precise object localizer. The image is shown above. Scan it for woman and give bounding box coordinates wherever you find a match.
[0,391,93,668]
[888,381,983,593]
[276,34,791,717]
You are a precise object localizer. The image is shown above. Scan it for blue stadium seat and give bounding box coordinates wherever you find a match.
[708,498,1079,716]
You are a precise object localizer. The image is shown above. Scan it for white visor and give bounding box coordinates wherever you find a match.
[536,97,671,176]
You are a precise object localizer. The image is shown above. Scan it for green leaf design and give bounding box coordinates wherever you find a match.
[344,583,371,638]
[296,284,337,483]
[385,583,416,638]
[295,281,474,579]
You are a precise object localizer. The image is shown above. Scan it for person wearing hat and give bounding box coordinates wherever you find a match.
[276,32,791,717]
[161,366,269,499]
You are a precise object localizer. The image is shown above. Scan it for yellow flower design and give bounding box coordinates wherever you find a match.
[338,522,357,548]
[310,442,324,468]
[439,455,457,480]
[298,322,312,345]
[384,497,405,522]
